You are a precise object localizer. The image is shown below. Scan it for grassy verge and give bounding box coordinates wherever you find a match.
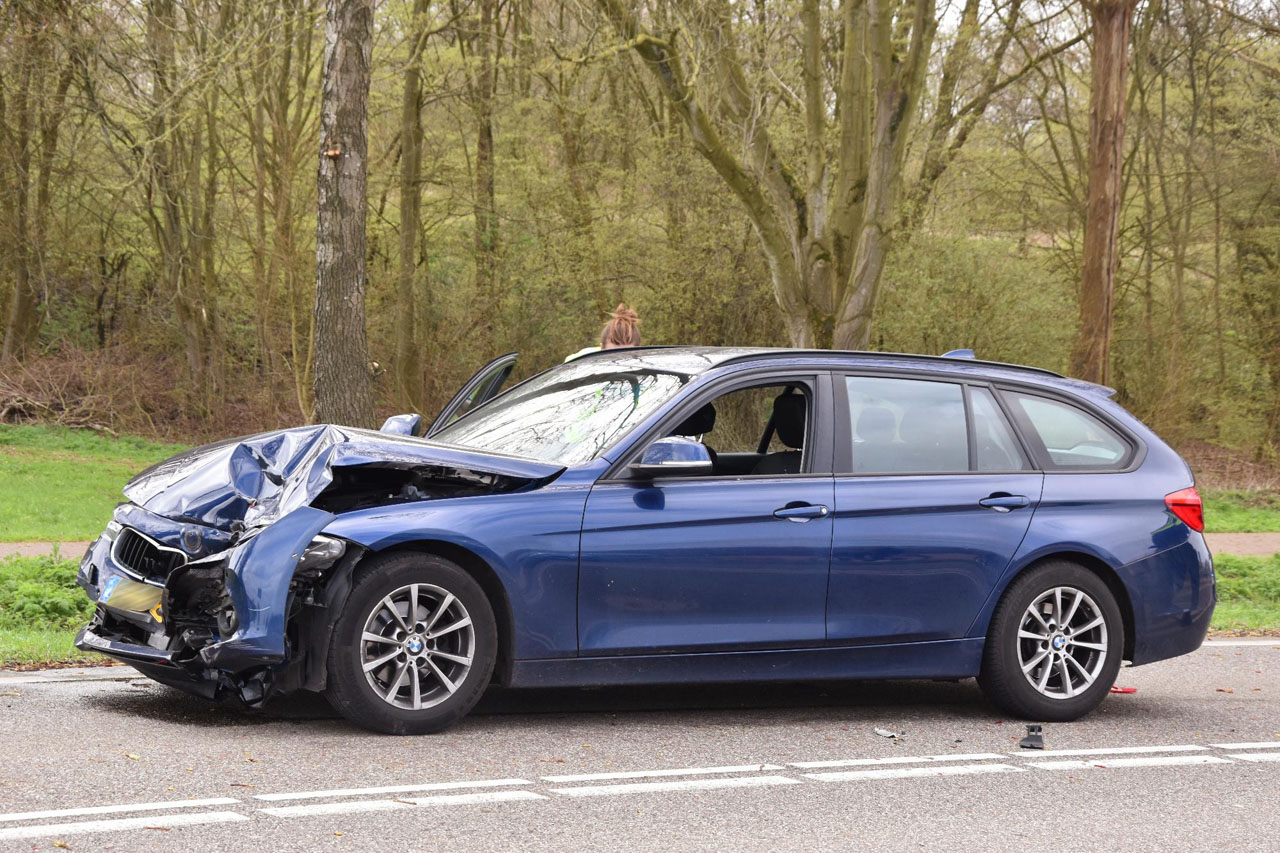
[1211,553,1280,633]
[1203,489,1280,533]
[0,552,102,667]
[0,424,186,542]
[2,551,1277,668]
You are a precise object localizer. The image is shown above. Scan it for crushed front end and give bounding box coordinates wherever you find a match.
[75,502,356,706]
[73,424,558,707]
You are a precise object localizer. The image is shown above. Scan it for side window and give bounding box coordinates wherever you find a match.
[1004,391,1130,468]
[846,377,967,474]
[663,382,811,476]
[969,387,1028,471]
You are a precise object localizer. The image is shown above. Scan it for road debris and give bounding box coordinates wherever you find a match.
[873,727,904,740]
[1110,686,1137,694]
[1018,725,1045,750]
[1216,687,1235,694]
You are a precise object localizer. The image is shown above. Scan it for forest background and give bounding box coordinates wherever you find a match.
[0,0,1277,483]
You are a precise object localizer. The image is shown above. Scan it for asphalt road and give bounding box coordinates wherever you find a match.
[1,641,1277,852]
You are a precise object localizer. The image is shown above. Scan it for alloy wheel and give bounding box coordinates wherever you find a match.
[1016,585,1109,700]
[359,583,475,710]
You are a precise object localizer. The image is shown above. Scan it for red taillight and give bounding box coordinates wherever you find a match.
[1165,487,1204,532]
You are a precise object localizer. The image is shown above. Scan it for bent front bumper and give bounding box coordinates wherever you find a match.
[76,505,342,704]
[74,623,219,700]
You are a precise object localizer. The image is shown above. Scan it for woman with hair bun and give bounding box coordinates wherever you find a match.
[565,303,641,361]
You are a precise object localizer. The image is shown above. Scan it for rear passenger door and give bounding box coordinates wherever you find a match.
[827,375,1044,644]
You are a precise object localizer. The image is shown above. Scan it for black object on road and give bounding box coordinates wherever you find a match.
[1019,724,1045,750]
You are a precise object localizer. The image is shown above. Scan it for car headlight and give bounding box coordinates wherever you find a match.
[297,535,346,572]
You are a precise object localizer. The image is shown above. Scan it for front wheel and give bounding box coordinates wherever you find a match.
[326,552,497,734]
[978,560,1124,721]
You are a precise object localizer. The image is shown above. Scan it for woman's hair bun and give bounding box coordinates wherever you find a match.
[601,303,641,347]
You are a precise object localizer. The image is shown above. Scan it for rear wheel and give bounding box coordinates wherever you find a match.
[978,560,1123,721]
[326,552,496,734]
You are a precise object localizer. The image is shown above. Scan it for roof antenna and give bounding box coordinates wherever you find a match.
[942,349,975,359]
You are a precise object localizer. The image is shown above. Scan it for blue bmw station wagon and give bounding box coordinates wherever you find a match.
[75,347,1214,733]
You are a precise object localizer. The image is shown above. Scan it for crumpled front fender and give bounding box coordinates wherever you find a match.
[199,506,336,671]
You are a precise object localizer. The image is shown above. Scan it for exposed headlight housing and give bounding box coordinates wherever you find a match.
[296,535,346,572]
[104,521,123,541]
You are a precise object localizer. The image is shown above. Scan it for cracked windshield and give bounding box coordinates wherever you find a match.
[431,364,689,464]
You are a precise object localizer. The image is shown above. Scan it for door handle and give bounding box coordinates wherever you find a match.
[773,503,830,522]
[979,493,1030,512]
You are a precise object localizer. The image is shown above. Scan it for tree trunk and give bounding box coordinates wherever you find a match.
[393,0,429,412]
[1070,0,1137,384]
[597,0,935,352]
[1,47,34,363]
[472,0,499,306]
[2,11,73,363]
[313,0,375,427]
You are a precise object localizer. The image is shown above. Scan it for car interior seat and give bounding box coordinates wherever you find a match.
[750,393,806,475]
[671,403,718,468]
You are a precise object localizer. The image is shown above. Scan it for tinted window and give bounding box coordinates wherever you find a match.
[1006,392,1129,468]
[846,377,967,473]
[969,387,1028,471]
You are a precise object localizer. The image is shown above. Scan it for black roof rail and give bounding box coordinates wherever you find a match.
[560,344,1065,380]
[714,348,1066,379]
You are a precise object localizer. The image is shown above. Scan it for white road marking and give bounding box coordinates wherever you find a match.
[1211,742,1280,750]
[791,753,1003,769]
[1027,755,1233,771]
[543,763,782,783]
[1229,753,1280,763]
[551,775,800,797]
[260,790,545,819]
[0,797,240,824]
[1007,744,1207,757]
[0,811,248,841]
[402,791,547,806]
[254,777,532,801]
[805,763,1024,782]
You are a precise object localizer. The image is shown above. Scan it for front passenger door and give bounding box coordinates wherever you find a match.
[577,375,835,655]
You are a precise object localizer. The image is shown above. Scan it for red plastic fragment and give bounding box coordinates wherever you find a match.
[1109,686,1137,694]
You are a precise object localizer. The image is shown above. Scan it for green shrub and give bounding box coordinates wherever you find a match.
[0,554,94,630]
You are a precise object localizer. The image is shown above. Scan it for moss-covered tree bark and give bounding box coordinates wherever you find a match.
[313,0,375,427]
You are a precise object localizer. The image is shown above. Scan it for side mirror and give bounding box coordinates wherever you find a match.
[380,413,423,437]
[629,436,713,479]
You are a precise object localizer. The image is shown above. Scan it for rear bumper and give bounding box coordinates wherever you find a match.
[1126,535,1215,666]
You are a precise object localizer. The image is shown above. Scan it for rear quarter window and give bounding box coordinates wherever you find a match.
[1004,391,1132,469]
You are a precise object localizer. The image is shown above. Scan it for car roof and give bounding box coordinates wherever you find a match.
[570,346,1113,398]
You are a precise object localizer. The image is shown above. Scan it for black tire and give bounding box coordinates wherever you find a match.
[326,552,497,734]
[978,560,1124,722]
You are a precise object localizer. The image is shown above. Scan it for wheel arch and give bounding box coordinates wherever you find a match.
[980,551,1136,662]
[374,539,516,686]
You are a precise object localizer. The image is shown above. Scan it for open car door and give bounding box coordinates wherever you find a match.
[425,352,518,438]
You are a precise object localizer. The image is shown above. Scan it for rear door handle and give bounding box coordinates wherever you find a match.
[979,494,1030,512]
[773,503,830,522]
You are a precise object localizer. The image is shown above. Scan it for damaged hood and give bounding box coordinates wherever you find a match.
[122,425,564,530]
